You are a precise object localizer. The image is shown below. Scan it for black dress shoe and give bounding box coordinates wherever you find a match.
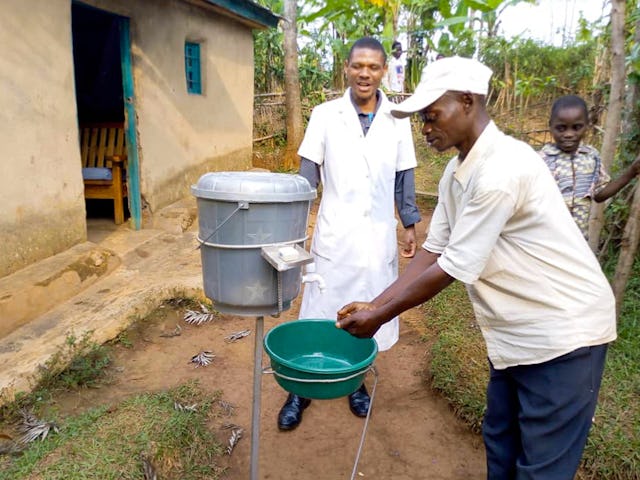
[348,384,370,417]
[278,393,311,431]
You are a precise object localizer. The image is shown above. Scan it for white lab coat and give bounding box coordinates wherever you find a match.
[297,89,417,351]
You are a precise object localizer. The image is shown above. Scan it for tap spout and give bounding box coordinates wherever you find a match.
[301,262,326,293]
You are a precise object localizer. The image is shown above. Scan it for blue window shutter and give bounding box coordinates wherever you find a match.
[185,42,202,94]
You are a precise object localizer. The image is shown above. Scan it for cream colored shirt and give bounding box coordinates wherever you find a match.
[424,122,616,369]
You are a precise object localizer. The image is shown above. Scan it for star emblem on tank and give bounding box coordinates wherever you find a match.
[247,227,272,243]
[245,280,270,302]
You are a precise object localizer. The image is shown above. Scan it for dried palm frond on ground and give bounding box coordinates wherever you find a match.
[220,424,243,456]
[173,401,198,413]
[189,350,215,368]
[140,452,157,480]
[17,409,59,444]
[218,400,235,417]
[224,329,251,343]
[220,422,240,430]
[183,303,217,325]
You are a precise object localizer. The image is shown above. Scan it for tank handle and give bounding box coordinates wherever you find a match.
[195,201,249,250]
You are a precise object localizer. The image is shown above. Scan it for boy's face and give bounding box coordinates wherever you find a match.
[550,106,589,154]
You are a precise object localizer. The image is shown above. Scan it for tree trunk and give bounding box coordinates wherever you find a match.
[332,26,346,92]
[282,0,303,171]
[611,11,640,314]
[621,14,640,144]
[612,184,640,315]
[588,0,626,249]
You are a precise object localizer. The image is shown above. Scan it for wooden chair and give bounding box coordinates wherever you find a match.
[79,122,128,224]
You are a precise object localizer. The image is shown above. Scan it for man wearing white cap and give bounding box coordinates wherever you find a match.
[337,56,616,479]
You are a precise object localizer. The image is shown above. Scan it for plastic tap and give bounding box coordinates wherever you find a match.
[301,262,326,293]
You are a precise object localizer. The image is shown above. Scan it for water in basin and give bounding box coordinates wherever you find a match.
[291,352,353,371]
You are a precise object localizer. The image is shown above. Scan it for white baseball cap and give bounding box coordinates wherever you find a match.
[391,56,493,118]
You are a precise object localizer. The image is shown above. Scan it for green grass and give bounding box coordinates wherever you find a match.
[0,298,227,480]
[419,283,488,432]
[0,333,112,421]
[0,381,226,480]
[579,260,640,479]
[420,267,640,480]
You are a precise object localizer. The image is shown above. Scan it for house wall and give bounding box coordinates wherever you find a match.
[0,0,259,278]
[0,0,87,278]
[83,0,256,214]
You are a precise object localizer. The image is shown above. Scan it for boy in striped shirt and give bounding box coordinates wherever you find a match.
[539,94,640,239]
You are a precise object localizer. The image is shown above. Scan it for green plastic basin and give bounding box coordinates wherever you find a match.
[263,318,378,399]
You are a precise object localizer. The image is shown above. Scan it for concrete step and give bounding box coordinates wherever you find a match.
[0,196,203,405]
[0,242,119,338]
[0,228,204,405]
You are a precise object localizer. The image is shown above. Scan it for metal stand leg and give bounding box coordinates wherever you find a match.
[350,366,378,480]
[250,316,264,480]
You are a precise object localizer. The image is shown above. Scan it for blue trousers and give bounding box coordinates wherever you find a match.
[483,344,608,480]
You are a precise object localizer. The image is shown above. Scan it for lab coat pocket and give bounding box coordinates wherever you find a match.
[372,218,398,265]
[311,210,338,260]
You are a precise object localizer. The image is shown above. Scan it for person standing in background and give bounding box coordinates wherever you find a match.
[382,40,405,93]
[277,37,421,431]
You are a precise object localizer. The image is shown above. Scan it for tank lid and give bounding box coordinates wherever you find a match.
[191,171,317,202]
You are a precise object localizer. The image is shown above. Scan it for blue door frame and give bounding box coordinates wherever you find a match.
[72,2,142,229]
[118,17,142,230]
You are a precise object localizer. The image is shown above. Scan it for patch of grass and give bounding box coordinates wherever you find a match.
[419,268,640,480]
[419,283,487,432]
[113,330,134,349]
[40,333,111,392]
[578,260,640,480]
[0,381,226,480]
[165,296,206,310]
[0,333,112,422]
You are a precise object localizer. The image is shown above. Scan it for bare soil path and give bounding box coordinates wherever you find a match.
[52,200,486,480]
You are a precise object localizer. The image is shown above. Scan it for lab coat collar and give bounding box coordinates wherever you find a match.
[349,89,383,116]
[341,88,391,116]
[338,89,390,139]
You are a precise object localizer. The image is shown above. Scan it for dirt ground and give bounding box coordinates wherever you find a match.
[50,201,487,480]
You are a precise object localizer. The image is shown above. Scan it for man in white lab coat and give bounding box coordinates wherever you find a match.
[277,37,421,431]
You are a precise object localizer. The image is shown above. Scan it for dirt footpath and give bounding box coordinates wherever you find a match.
[53,202,486,480]
[54,300,486,480]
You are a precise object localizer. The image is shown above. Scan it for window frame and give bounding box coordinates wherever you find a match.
[184,41,203,95]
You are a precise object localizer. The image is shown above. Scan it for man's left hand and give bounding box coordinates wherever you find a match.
[400,225,417,258]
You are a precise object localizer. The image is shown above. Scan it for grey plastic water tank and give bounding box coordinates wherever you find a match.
[192,171,317,316]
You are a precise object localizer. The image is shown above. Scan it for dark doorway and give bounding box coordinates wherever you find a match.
[72,4,124,123]
[72,2,129,222]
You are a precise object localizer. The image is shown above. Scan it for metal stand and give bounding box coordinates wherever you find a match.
[248,244,313,480]
[263,365,379,480]
[250,315,264,480]
[350,366,378,480]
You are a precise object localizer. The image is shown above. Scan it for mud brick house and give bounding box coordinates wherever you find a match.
[0,0,278,278]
